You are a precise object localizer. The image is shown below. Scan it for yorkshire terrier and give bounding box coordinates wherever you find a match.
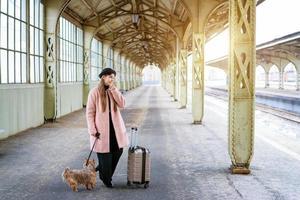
[62,159,97,192]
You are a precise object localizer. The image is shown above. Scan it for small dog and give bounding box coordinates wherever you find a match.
[62,159,97,192]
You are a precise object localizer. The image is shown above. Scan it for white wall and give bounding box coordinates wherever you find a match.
[57,83,83,117]
[0,84,44,139]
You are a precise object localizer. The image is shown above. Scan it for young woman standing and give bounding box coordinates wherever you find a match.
[86,68,128,188]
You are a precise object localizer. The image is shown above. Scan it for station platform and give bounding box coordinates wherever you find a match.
[0,86,300,200]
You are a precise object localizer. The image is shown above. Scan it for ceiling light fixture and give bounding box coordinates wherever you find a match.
[132,14,140,29]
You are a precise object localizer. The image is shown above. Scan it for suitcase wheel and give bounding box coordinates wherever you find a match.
[127,181,132,186]
[144,182,149,189]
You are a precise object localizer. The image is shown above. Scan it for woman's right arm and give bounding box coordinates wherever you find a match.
[86,89,97,136]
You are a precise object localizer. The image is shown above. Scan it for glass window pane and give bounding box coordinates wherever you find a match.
[39,2,43,29]
[21,0,26,21]
[63,61,66,82]
[1,0,8,13]
[15,0,20,19]
[15,20,20,51]
[21,53,26,83]
[79,29,83,45]
[0,50,8,83]
[59,17,61,36]
[61,39,64,60]
[70,43,73,62]
[59,61,62,82]
[99,54,102,68]
[73,63,76,81]
[8,51,14,83]
[62,62,67,82]
[62,61,65,82]
[35,56,39,82]
[67,20,69,40]
[29,0,34,25]
[65,42,68,61]
[66,62,69,82]
[21,22,26,52]
[8,0,14,16]
[92,38,96,51]
[34,0,38,27]
[68,42,70,62]
[79,46,83,63]
[71,26,74,43]
[62,18,65,39]
[30,26,34,54]
[71,63,74,81]
[69,62,72,82]
[77,64,82,81]
[8,17,14,50]
[15,52,20,83]
[65,62,68,82]
[30,55,34,83]
[34,28,39,55]
[40,57,43,82]
[91,52,95,66]
[77,46,80,63]
[0,14,8,48]
[39,30,43,56]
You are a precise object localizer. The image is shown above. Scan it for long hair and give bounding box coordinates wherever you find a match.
[98,78,118,112]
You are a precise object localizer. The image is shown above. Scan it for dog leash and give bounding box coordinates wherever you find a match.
[85,137,98,166]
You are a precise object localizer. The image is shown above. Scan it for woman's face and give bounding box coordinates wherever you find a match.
[102,74,115,86]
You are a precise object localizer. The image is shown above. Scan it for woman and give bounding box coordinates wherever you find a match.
[86,68,128,188]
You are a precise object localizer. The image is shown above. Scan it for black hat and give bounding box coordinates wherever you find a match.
[98,68,116,78]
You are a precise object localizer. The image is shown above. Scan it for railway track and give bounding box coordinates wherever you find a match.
[205,87,300,124]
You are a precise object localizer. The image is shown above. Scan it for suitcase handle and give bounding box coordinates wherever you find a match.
[130,127,138,149]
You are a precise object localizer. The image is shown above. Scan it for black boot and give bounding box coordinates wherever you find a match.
[103,181,113,188]
[99,171,104,181]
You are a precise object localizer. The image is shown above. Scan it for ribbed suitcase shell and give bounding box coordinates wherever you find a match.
[127,127,150,188]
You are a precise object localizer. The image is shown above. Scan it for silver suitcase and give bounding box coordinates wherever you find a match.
[127,127,150,188]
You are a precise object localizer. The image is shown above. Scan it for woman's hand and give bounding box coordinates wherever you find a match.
[109,82,116,90]
[92,132,100,139]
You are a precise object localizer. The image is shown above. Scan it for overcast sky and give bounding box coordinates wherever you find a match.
[205,0,300,61]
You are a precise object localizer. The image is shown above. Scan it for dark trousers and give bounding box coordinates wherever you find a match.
[96,149,123,184]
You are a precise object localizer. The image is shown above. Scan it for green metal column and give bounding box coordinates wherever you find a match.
[128,62,132,90]
[192,32,205,124]
[161,68,165,89]
[279,67,284,89]
[179,49,188,108]
[120,56,125,91]
[133,65,137,88]
[44,0,66,120]
[125,60,130,91]
[83,25,96,106]
[167,64,173,96]
[172,61,176,100]
[265,71,270,88]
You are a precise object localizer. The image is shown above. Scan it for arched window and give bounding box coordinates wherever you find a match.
[269,65,279,88]
[256,65,265,88]
[107,47,114,68]
[0,0,44,84]
[90,38,103,81]
[58,17,83,82]
[283,62,297,89]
